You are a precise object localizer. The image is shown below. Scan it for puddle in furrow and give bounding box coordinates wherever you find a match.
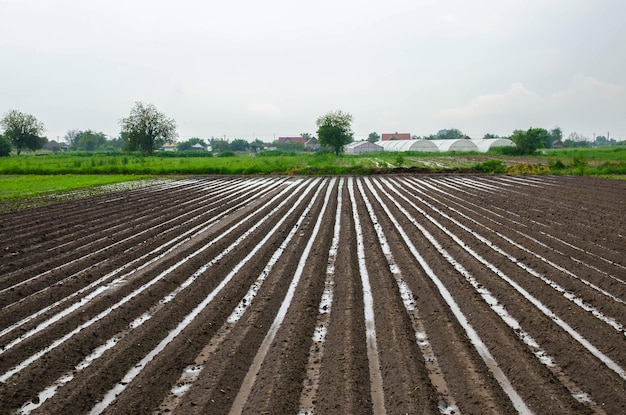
[228,179,334,415]
[2,180,304,386]
[156,179,331,414]
[399,178,626,337]
[298,178,343,415]
[410,178,626,304]
[366,178,533,415]
[22,179,311,415]
[358,179,458,415]
[90,179,320,415]
[347,178,386,415]
[380,177,626,394]
[419,177,625,287]
[1,178,283,344]
[399,185,600,407]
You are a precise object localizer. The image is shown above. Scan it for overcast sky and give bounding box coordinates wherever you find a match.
[2,0,625,142]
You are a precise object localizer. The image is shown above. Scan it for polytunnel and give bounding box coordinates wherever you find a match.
[430,139,480,152]
[469,138,515,153]
[376,139,439,152]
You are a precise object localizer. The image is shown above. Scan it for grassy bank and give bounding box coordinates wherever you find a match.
[1,147,625,207]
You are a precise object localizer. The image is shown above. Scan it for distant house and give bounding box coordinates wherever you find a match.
[381,132,411,141]
[552,140,564,149]
[305,137,320,152]
[43,140,68,152]
[161,141,177,151]
[278,136,307,144]
[345,141,383,154]
[191,143,207,151]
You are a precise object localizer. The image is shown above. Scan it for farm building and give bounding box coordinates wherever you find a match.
[381,132,411,141]
[430,139,480,152]
[376,139,439,152]
[305,137,320,152]
[191,143,208,151]
[345,141,383,154]
[470,138,514,152]
[161,141,177,152]
[278,136,306,144]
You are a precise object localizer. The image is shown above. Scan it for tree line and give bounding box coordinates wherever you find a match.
[0,103,622,157]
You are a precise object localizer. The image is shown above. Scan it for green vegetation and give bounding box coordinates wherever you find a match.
[316,110,354,155]
[1,146,624,207]
[0,174,152,200]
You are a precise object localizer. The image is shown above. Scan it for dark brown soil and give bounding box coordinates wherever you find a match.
[0,175,624,415]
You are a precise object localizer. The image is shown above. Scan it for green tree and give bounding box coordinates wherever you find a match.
[211,138,230,153]
[547,126,562,148]
[177,137,207,151]
[483,133,498,138]
[76,130,108,151]
[0,110,46,155]
[316,110,354,155]
[64,129,80,150]
[0,134,11,156]
[229,138,249,152]
[510,127,549,155]
[436,128,463,139]
[272,140,304,152]
[564,132,591,148]
[120,102,177,154]
[367,132,380,143]
[249,138,265,152]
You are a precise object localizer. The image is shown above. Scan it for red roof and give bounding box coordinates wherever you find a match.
[381,133,411,141]
[278,136,306,144]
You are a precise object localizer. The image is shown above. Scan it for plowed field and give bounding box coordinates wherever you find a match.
[1,175,625,415]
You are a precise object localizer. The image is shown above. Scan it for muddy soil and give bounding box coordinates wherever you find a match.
[0,175,624,414]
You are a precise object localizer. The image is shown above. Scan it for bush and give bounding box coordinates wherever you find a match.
[472,159,507,173]
[0,135,12,156]
[257,150,296,157]
[549,159,566,170]
[217,151,236,157]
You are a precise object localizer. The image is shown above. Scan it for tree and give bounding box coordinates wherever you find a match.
[483,133,498,139]
[510,127,549,155]
[229,138,249,152]
[272,139,304,152]
[316,110,354,155]
[64,129,80,150]
[0,134,11,156]
[0,110,46,155]
[177,137,208,151]
[211,138,230,153]
[367,132,380,143]
[76,130,108,151]
[548,126,562,148]
[120,102,177,154]
[436,128,463,139]
[564,132,592,148]
[249,138,265,152]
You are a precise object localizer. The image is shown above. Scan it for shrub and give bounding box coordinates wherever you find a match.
[0,135,11,156]
[549,159,566,170]
[217,151,236,157]
[472,159,507,173]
